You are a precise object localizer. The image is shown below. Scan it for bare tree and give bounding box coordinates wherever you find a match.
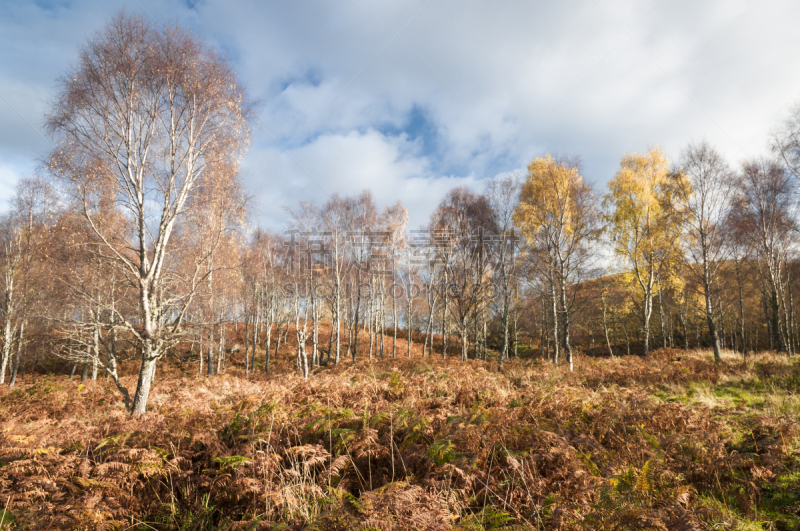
[677,141,733,361]
[384,202,409,359]
[730,159,796,353]
[430,187,496,362]
[344,191,378,364]
[320,195,349,365]
[487,173,521,366]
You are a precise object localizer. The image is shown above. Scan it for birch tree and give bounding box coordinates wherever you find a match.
[516,155,599,370]
[677,141,732,361]
[487,174,521,366]
[47,12,252,414]
[730,159,796,353]
[604,148,689,357]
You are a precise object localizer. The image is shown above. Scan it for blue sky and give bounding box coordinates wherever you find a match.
[2,0,800,229]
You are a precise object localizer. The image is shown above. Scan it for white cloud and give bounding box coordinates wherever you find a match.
[2,0,800,229]
[245,129,480,229]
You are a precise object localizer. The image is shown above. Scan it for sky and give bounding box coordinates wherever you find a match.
[2,0,800,231]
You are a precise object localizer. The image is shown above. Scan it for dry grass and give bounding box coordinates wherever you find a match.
[0,342,798,530]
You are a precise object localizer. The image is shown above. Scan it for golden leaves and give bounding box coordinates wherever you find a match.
[516,154,586,239]
[603,147,690,292]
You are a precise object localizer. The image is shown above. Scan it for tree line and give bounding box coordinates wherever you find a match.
[2,12,800,414]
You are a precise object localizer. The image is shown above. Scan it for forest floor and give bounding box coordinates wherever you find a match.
[0,337,798,530]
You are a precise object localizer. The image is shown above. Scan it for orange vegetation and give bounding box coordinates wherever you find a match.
[0,344,798,530]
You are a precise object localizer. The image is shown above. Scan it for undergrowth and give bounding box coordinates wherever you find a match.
[0,349,798,530]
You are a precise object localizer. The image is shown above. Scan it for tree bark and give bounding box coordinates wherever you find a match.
[9,320,24,388]
[131,354,158,415]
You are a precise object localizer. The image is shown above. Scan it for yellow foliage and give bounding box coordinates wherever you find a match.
[515,154,586,241]
[514,154,598,279]
[603,148,690,297]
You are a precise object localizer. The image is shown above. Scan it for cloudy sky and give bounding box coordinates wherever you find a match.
[2,0,800,229]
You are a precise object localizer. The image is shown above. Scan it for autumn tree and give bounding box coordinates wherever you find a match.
[0,177,56,385]
[0,216,23,384]
[676,141,732,361]
[604,148,689,357]
[516,155,599,370]
[55,225,129,394]
[344,191,378,363]
[730,159,796,353]
[487,173,521,366]
[384,202,409,358]
[242,229,284,374]
[286,201,325,374]
[418,245,440,358]
[430,188,496,362]
[47,12,252,414]
[320,195,350,365]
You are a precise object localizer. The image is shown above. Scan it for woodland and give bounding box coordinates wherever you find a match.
[0,11,799,531]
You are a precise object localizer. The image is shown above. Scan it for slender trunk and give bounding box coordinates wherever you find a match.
[335,275,341,364]
[254,306,261,370]
[423,294,436,358]
[206,324,215,376]
[705,289,721,361]
[482,316,487,361]
[371,300,375,359]
[602,292,614,357]
[392,275,397,358]
[323,310,332,365]
[717,296,726,350]
[790,284,796,354]
[461,325,468,363]
[295,296,309,380]
[559,275,573,371]
[622,318,631,356]
[550,275,559,364]
[274,320,283,362]
[779,270,793,355]
[217,322,225,374]
[198,330,203,374]
[762,284,774,351]
[442,269,449,359]
[501,292,510,363]
[91,322,99,381]
[379,282,385,360]
[407,284,413,358]
[658,290,667,350]
[265,309,273,374]
[344,286,353,363]
[244,314,250,375]
[353,273,362,363]
[311,299,318,371]
[9,320,24,388]
[642,288,653,357]
[346,318,353,362]
[540,295,547,360]
[0,316,13,385]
